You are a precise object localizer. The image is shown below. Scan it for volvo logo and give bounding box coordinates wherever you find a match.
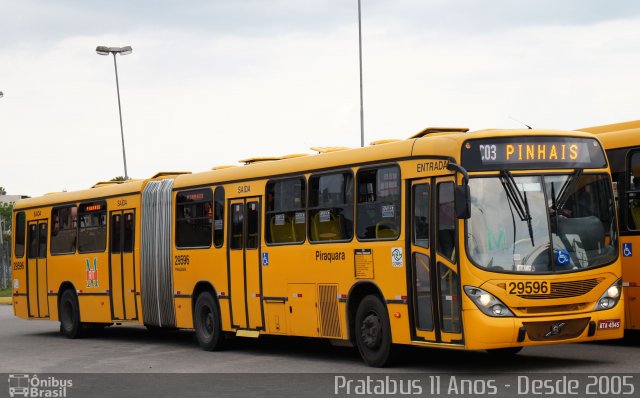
[544,322,567,338]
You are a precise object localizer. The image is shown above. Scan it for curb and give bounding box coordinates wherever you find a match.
[0,297,12,305]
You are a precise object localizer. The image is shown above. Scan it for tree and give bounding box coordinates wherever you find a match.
[0,186,6,195]
[110,176,127,181]
[0,202,12,227]
[0,202,12,243]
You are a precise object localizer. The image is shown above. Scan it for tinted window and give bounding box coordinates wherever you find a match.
[627,152,640,230]
[309,172,353,242]
[111,214,122,253]
[14,212,25,258]
[266,178,306,244]
[176,189,213,248]
[124,212,134,253]
[438,264,461,333]
[28,224,37,259]
[38,223,47,258]
[246,201,260,249]
[78,201,107,253]
[230,203,244,250]
[356,166,401,240]
[437,182,456,262]
[413,184,429,249]
[214,187,225,248]
[51,206,77,254]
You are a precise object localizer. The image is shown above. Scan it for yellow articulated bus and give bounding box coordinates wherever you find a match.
[11,127,623,366]
[579,120,640,330]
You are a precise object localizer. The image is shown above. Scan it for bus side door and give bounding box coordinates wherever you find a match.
[109,210,138,321]
[409,177,463,344]
[228,198,264,331]
[26,220,49,318]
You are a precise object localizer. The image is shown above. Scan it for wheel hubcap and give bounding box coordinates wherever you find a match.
[361,312,382,349]
[62,301,72,329]
[201,307,213,337]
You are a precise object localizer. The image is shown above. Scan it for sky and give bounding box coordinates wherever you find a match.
[1,0,639,197]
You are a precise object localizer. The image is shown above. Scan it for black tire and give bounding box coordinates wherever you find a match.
[355,295,393,367]
[194,291,225,351]
[486,347,523,356]
[59,289,83,339]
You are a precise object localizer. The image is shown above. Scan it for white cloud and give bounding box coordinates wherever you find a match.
[1,4,640,196]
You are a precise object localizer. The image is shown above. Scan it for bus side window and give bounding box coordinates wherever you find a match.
[437,182,456,262]
[213,187,225,248]
[51,205,77,255]
[175,188,213,249]
[627,152,640,230]
[78,201,107,253]
[265,177,306,244]
[14,211,26,258]
[308,171,353,242]
[356,166,400,240]
[413,185,429,249]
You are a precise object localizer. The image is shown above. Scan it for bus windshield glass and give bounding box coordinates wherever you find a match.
[467,173,617,273]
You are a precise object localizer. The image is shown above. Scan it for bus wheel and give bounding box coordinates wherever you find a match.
[59,289,83,339]
[355,295,393,367]
[486,347,523,356]
[194,292,225,351]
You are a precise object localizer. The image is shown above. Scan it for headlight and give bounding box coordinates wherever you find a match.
[464,286,514,317]
[596,278,622,311]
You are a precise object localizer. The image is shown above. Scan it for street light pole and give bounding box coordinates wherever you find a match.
[96,46,132,180]
[358,0,364,148]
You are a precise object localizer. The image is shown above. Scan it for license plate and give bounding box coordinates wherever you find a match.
[506,281,551,295]
[598,319,621,330]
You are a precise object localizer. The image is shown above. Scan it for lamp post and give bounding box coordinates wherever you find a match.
[96,45,132,180]
[357,0,364,148]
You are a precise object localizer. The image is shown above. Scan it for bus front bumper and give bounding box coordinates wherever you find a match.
[462,305,624,350]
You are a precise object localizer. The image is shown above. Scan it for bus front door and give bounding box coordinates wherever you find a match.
[228,198,264,331]
[109,210,138,321]
[26,220,49,318]
[409,177,463,344]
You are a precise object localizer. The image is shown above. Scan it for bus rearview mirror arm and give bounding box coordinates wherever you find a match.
[447,162,471,219]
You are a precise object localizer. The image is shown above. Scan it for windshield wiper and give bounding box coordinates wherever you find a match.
[555,168,584,212]
[499,170,534,246]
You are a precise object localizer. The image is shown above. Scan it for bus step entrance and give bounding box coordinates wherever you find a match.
[236,329,260,338]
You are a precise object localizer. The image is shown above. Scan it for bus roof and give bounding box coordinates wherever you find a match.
[577,120,640,150]
[14,128,600,210]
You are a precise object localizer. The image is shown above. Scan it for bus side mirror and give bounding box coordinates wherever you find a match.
[455,185,471,219]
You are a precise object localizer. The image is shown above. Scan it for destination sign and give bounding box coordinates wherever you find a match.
[461,137,607,171]
[80,202,105,212]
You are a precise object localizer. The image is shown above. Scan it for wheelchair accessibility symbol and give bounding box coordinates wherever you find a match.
[623,243,632,257]
[556,249,570,265]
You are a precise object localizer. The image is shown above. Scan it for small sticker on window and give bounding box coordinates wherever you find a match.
[214,219,223,231]
[382,205,395,218]
[516,264,533,272]
[275,214,285,226]
[513,253,521,265]
[319,210,331,223]
[295,212,305,224]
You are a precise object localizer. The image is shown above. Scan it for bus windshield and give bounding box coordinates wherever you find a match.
[467,173,617,273]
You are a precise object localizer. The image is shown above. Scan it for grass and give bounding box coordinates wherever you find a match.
[0,288,11,297]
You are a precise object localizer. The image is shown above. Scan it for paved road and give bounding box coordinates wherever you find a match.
[2,306,639,374]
